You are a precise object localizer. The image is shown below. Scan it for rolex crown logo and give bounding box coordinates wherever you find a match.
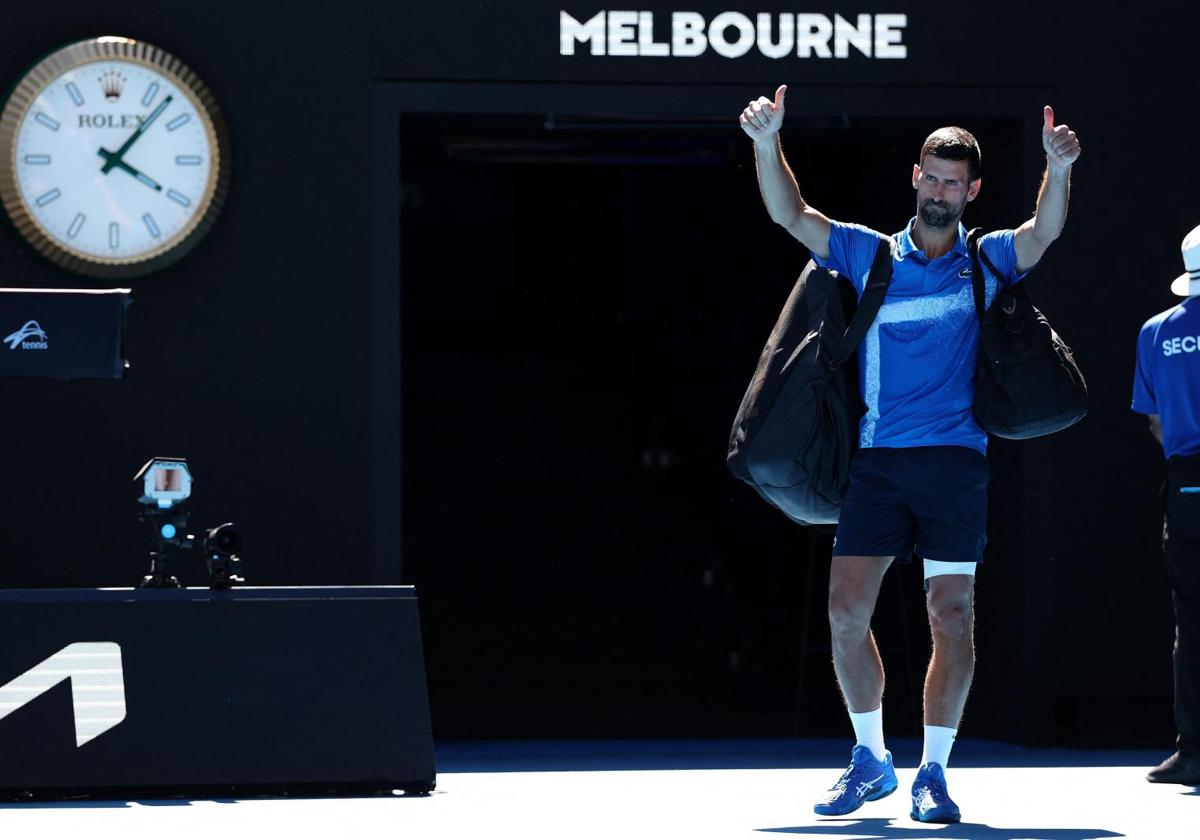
[98,70,126,102]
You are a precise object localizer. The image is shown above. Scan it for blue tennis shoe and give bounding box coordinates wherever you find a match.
[910,761,961,823]
[813,745,898,816]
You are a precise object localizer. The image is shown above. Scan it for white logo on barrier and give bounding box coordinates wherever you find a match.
[560,11,908,59]
[4,319,49,350]
[0,642,126,746]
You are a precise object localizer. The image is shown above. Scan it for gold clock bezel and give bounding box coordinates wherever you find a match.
[0,36,231,279]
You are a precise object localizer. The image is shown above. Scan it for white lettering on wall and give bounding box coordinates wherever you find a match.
[709,12,757,59]
[608,10,639,56]
[672,12,707,57]
[833,14,872,59]
[560,11,909,59]
[561,10,606,55]
[757,13,795,60]
[796,13,833,58]
[638,11,670,56]
[874,13,908,59]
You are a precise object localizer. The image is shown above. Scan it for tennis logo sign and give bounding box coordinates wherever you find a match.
[560,11,908,59]
[4,319,49,350]
[0,643,126,746]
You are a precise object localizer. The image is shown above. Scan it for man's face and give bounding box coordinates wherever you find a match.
[912,156,980,228]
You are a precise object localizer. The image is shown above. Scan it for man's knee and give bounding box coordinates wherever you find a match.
[828,556,890,640]
[828,574,878,640]
[828,590,874,639]
[927,586,974,640]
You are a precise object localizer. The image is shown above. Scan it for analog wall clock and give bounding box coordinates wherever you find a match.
[0,37,231,278]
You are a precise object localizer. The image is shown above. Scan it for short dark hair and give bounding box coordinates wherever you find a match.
[920,127,981,182]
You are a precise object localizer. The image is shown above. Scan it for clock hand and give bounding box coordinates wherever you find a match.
[133,171,163,192]
[97,95,174,175]
[102,157,163,191]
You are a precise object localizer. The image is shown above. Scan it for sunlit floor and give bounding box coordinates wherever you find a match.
[2,739,1195,840]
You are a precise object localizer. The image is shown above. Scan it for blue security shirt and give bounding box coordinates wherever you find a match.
[814,217,1028,454]
[1132,298,1200,459]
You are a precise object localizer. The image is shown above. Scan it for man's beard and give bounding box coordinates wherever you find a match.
[918,198,964,228]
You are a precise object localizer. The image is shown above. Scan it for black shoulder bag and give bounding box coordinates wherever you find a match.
[727,237,894,525]
[967,229,1087,439]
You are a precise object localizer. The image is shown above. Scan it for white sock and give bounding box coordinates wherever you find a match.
[921,725,957,769]
[849,707,886,762]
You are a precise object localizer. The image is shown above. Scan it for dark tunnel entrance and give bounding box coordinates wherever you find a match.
[399,109,1032,739]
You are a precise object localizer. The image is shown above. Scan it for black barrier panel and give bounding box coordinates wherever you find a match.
[0,289,130,380]
[0,587,435,800]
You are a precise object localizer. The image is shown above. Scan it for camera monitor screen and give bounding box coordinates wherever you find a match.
[154,468,184,493]
[137,458,192,507]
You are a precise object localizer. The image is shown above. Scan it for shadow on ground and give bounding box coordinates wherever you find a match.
[437,738,1163,774]
[759,816,1123,839]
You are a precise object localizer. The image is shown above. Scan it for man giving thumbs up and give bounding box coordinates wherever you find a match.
[738,88,1081,824]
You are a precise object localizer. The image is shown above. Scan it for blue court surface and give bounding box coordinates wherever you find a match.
[1,739,1194,840]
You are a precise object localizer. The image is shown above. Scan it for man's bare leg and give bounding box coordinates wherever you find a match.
[828,555,894,712]
[814,554,899,816]
[923,573,976,729]
[910,571,975,823]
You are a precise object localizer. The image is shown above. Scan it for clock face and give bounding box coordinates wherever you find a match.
[0,38,230,278]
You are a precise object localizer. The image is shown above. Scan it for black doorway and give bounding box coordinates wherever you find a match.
[399,109,1027,739]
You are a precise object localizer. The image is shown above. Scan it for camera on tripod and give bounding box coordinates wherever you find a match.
[134,457,245,589]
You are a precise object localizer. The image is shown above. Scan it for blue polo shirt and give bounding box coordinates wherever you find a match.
[814,217,1028,454]
[1132,299,1200,459]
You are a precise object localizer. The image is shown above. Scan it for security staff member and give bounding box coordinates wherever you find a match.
[1132,224,1200,786]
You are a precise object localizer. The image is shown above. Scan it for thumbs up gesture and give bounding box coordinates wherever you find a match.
[1042,105,1081,171]
[740,84,787,143]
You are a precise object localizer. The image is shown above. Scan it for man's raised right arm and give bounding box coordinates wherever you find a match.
[739,84,832,260]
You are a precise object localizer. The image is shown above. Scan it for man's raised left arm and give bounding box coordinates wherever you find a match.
[1014,105,1081,274]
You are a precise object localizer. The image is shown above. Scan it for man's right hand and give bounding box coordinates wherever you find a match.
[739,85,787,142]
[741,83,831,258]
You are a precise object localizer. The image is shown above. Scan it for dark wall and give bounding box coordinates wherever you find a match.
[0,4,375,587]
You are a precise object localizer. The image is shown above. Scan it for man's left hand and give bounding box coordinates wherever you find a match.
[1042,105,1081,172]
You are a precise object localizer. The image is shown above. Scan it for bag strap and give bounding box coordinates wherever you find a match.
[967,227,1009,321]
[831,236,894,370]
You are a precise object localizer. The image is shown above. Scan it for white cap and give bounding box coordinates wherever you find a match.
[1170,224,1200,296]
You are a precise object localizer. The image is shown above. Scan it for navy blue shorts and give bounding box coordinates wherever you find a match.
[833,446,988,563]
